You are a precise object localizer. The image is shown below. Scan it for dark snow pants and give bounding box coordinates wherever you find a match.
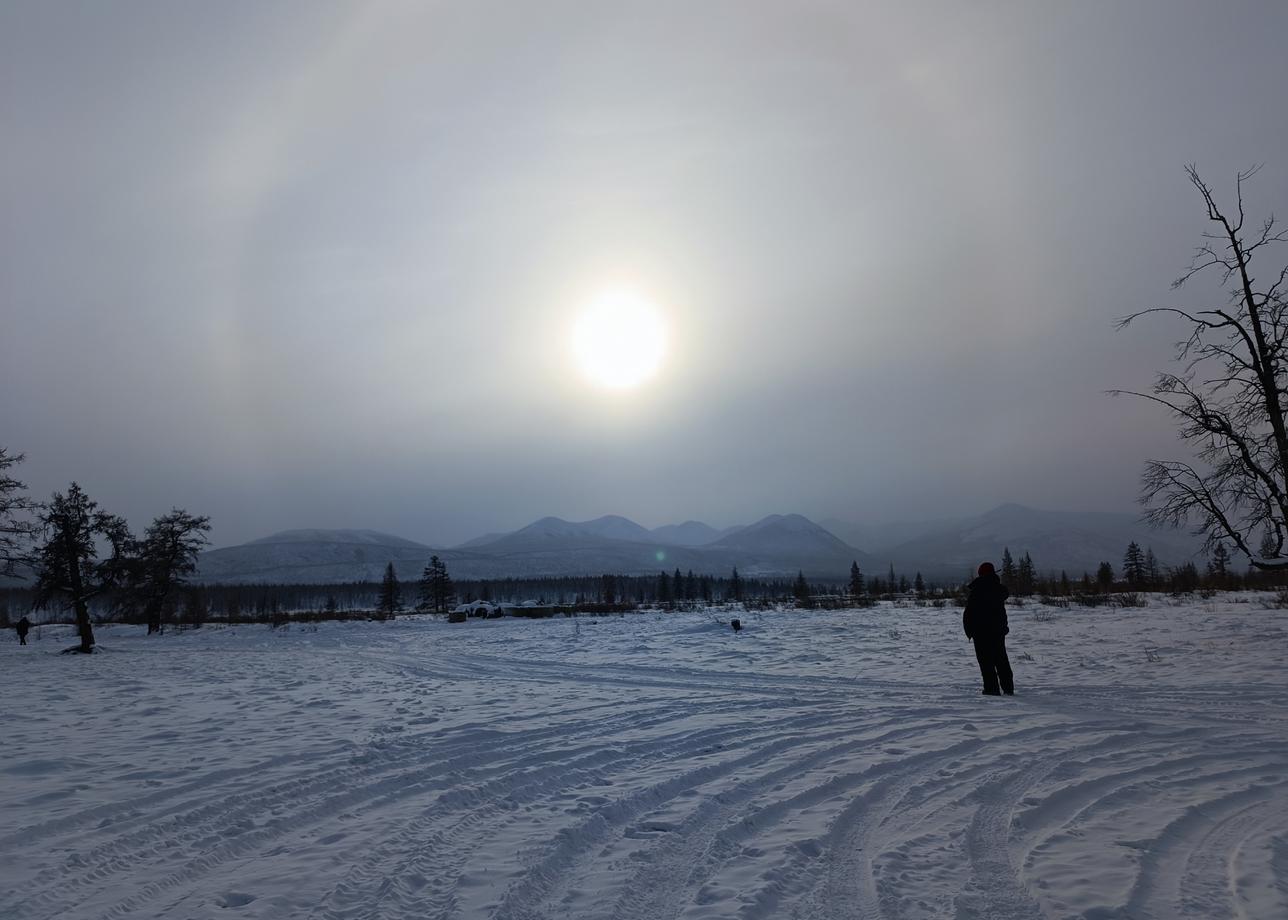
[973,635,1013,695]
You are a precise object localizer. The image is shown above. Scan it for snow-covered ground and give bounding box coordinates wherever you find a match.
[3,596,1287,920]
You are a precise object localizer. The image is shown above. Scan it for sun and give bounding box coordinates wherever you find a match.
[570,287,668,389]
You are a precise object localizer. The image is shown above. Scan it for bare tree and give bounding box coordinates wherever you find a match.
[0,448,38,578]
[1115,165,1288,569]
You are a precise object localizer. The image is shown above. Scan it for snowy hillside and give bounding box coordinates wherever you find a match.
[875,504,1206,578]
[4,597,1286,919]
[197,518,873,584]
[648,521,725,546]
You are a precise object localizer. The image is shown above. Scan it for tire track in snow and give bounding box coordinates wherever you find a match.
[7,698,700,920]
[306,705,855,920]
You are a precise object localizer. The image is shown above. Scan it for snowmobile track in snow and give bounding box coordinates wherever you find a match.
[3,600,1287,919]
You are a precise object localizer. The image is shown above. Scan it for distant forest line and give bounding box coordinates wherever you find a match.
[5,551,1284,630]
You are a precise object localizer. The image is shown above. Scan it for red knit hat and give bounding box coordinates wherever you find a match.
[978,562,996,577]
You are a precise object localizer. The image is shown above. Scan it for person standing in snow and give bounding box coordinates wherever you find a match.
[963,562,1014,695]
[15,616,31,646]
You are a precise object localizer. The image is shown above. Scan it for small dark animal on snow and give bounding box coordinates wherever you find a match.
[730,618,741,632]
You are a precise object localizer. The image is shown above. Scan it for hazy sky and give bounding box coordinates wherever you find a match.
[4,1,1288,548]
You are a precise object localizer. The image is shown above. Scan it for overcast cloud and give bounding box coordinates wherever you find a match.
[3,0,1288,547]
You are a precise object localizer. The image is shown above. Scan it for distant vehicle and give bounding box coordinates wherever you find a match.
[452,601,503,619]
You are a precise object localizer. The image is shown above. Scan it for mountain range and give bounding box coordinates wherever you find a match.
[193,504,1208,585]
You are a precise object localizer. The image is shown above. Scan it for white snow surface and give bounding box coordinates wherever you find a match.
[3,596,1288,920]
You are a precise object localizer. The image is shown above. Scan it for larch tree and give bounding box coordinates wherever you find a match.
[132,509,211,634]
[1144,547,1161,587]
[32,483,133,654]
[0,448,38,578]
[1115,166,1288,569]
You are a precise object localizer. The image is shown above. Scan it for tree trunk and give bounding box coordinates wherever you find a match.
[65,550,94,653]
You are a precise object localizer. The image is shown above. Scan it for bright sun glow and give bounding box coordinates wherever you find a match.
[571,288,667,389]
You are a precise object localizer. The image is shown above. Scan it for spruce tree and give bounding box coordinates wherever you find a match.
[1017,552,1035,595]
[417,555,453,613]
[729,566,742,602]
[377,561,402,619]
[1001,547,1016,582]
[848,561,864,597]
[656,571,672,604]
[913,572,925,596]
[1122,541,1146,587]
[1096,561,1115,592]
[793,570,811,607]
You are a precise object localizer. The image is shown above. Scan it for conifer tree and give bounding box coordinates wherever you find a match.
[1174,561,1201,592]
[848,561,864,598]
[32,483,132,653]
[1144,547,1160,588]
[1060,570,1071,596]
[914,572,925,596]
[656,570,672,604]
[729,566,742,602]
[1208,542,1231,586]
[1017,552,1035,595]
[0,448,37,578]
[131,509,211,634]
[377,561,402,619]
[417,555,452,613]
[793,570,811,607]
[1001,547,1016,582]
[1096,561,1115,592]
[1123,541,1146,587]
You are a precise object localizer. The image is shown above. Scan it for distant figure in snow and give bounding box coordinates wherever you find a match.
[963,562,1013,696]
[16,616,31,646]
[730,618,742,632]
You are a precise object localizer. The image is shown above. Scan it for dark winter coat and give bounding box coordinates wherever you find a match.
[963,573,1009,640]
[15,617,31,637]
